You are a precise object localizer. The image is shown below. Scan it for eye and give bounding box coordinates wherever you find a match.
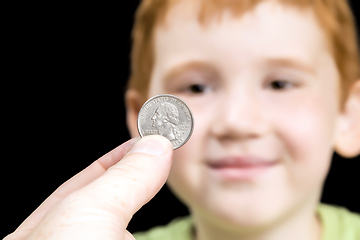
[268,80,292,90]
[188,84,206,93]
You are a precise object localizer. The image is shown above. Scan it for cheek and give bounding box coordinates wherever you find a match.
[272,98,336,190]
[167,108,211,204]
[170,101,213,167]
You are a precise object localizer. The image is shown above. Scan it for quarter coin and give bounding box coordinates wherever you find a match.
[137,94,194,149]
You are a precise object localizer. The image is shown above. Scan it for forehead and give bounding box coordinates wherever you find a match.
[152,0,331,77]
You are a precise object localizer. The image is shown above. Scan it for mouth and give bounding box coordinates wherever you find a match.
[207,156,278,181]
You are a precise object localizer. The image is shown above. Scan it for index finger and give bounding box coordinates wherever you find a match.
[14,137,139,235]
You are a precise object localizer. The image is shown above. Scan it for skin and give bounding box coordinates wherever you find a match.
[5,136,174,240]
[6,0,360,240]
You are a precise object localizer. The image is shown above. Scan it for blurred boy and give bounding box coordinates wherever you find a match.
[125,0,360,239]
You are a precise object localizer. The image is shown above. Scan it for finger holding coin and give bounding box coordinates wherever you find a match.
[137,94,194,149]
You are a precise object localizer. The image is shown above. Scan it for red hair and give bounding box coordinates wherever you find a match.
[128,0,359,106]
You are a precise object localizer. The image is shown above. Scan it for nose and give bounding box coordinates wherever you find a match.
[210,88,270,141]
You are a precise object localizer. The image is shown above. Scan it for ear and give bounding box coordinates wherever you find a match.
[125,89,144,138]
[334,80,360,158]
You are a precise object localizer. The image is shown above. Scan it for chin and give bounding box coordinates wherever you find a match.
[206,205,279,231]
[196,188,290,230]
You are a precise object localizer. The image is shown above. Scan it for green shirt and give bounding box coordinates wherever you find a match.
[133,204,360,240]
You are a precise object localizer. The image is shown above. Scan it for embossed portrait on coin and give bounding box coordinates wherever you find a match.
[151,102,180,141]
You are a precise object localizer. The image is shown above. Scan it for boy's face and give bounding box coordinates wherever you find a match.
[146,1,342,227]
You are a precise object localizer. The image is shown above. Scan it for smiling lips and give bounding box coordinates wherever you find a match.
[207,156,278,180]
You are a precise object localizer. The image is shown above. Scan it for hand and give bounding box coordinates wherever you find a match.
[5,135,173,240]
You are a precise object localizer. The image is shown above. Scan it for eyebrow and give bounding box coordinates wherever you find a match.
[162,58,316,85]
[265,58,317,76]
[162,61,219,84]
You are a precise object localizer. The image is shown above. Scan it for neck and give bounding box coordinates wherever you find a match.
[191,201,322,240]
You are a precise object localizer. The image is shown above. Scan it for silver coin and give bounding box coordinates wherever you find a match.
[137,94,194,149]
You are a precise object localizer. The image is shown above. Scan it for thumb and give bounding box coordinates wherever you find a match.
[22,136,173,240]
[82,135,173,225]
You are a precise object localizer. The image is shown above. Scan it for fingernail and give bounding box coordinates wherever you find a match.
[129,135,169,156]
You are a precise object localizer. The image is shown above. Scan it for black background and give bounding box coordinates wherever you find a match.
[2,1,360,238]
